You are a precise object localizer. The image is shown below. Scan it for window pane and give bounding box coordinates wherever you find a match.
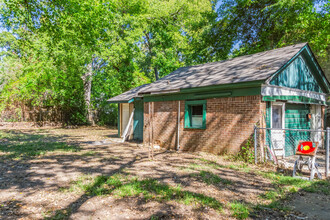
[191,105,203,116]
[272,106,282,128]
[191,115,203,127]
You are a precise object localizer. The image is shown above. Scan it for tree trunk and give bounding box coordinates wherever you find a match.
[82,62,95,126]
[154,67,159,81]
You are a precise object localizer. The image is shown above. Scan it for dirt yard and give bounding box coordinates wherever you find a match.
[0,126,329,220]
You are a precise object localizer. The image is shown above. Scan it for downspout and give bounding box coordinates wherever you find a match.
[177,101,180,151]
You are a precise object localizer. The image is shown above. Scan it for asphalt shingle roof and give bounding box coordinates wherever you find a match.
[108,43,306,102]
[107,84,150,103]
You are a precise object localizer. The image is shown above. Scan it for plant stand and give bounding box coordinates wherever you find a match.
[292,141,322,180]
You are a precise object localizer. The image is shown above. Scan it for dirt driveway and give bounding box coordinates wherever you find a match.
[0,126,329,219]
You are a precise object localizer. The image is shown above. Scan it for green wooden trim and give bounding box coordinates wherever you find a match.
[270,54,323,93]
[132,100,144,141]
[266,45,308,84]
[144,87,261,102]
[266,102,271,128]
[267,45,330,93]
[108,99,133,104]
[184,100,207,105]
[193,92,232,99]
[304,44,330,93]
[117,103,120,137]
[180,80,264,93]
[262,95,326,105]
[184,100,207,129]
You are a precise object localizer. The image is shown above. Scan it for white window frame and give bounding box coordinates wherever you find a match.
[270,102,285,129]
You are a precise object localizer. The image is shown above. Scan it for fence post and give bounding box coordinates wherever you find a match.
[254,126,258,164]
[326,127,329,178]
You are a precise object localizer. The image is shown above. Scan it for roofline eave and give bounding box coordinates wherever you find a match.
[140,80,265,97]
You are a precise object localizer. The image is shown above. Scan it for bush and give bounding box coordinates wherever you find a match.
[235,138,255,163]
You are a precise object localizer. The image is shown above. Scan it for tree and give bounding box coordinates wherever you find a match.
[0,0,215,124]
[210,0,330,77]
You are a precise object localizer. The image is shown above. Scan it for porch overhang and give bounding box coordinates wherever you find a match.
[261,85,327,105]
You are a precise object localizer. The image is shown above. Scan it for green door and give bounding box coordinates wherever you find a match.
[133,101,144,141]
[285,104,310,156]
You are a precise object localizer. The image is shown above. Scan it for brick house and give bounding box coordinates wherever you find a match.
[108,43,330,155]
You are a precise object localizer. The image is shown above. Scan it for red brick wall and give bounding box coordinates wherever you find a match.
[144,95,266,154]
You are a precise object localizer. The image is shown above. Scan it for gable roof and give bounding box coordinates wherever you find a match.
[140,43,307,94]
[108,42,328,103]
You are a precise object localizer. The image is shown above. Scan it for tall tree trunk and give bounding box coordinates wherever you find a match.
[82,62,95,126]
[154,67,159,81]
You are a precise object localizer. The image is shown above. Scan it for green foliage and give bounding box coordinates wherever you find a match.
[1,0,329,125]
[0,0,215,125]
[230,201,250,219]
[234,138,255,163]
[214,0,330,77]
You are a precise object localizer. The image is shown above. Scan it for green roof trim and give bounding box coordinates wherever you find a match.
[179,80,264,93]
[144,86,261,102]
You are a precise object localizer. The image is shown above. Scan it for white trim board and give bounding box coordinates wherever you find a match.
[261,85,326,102]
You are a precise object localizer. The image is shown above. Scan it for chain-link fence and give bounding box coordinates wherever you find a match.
[254,126,330,178]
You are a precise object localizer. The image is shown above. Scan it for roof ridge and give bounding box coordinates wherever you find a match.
[174,42,308,70]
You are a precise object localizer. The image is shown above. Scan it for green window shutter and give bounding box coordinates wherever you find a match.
[184,102,191,128]
[202,102,206,129]
[184,100,207,129]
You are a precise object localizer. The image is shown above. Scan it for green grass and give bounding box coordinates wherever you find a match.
[255,170,330,212]
[68,173,223,212]
[80,151,97,157]
[196,158,252,173]
[230,201,250,219]
[257,170,330,195]
[150,216,159,220]
[0,130,79,159]
[188,163,209,170]
[192,171,232,185]
[260,190,279,200]
[43,208,72,220]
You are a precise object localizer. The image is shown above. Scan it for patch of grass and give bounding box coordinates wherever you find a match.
[43,208,72,220]
[0,130,79,159]
[257,171,330,194]
[60,174,95,193]
[177,166,195,172]
[80,151,97,156]
[303,180,330,195]
[260,190,279,200]
[196,158,226,169]
[189,163,209,170]
[196,158,251,173]
[150,216,159,220]
[192,171,232,185]
[230,201,250,219]
[69,173,223,212]
[255,170,330,214]
[227,164,240,171]
[264,201,291,211]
